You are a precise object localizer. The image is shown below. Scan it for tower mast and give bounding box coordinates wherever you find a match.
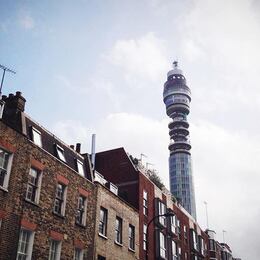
[163,61,197,219]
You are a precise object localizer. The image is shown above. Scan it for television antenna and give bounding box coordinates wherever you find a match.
[0,64,16,97]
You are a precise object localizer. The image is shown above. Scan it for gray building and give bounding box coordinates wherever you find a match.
[163,61,197,219]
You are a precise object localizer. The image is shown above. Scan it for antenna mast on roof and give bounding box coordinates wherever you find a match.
[0,64,16,97]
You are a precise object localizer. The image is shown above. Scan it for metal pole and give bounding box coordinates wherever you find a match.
[0,69,6,97]
[204,201,209,229]
[222,230,226,243]
[145,212,174,260]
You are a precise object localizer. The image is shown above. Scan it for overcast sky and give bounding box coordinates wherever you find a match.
[1,0,260,259]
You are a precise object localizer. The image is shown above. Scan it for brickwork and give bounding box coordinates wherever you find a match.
[94,183,139,260]
[0,121,96,260]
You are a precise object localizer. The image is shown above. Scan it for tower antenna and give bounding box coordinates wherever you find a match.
[0,64,16,97]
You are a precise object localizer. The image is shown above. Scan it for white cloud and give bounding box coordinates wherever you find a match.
[20,15,35,30]
[106,32,169,83]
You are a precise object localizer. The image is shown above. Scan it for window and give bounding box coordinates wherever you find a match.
[99,207,107,236]
[76,160,84,176]
[143,224,147,250]
[49,239,61,260]
[31,127,42,147]
[0,147,13,189]
[115,217,122,244]
[74,248,84,260]
[128,224,135,251]
[143,190,148,215]
[191,230,199,251]
[16,229,34,260]
[97,256,106,260]
[209,239,216,251]
[172,240,177,260]
[159,232,166,258]
[26,168,42,203]
[55,145,66,162]
[53,183,67,216]
[170,214,177,234]
[199,236,205,256]
[158,201,166,226]
[76,195,87,226]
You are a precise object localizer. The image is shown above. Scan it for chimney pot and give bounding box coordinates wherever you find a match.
[70,145,75,150]
[16,91,22,96]
[9,94,14,98]
[76,143,81,153]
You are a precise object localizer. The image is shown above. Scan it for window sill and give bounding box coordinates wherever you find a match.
[52,211,65,219]
[75,222,86,229]
[114,241,123,247]
[128,247,135,253]
[98,233,108,240]
[25,198,40,207]
[0,186,8,193]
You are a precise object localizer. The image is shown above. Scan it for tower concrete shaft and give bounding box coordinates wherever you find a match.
[163,62,196,219]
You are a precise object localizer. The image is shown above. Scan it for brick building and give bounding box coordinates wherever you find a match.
[94,181,139,260]
[95,148,210,260]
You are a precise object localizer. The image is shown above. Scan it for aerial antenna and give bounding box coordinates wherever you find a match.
[140,153,147,164]
[0,64,16,97]
[173,60,178,69]
[204,201,209,229]
[222,230,227,243]
[146,162,154,169]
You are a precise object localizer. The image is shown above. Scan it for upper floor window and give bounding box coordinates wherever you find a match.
[209,239,216,251]
[0,147,13,190]
[76,195,87,226]
[53,183,67,216]
[170,214,177,234]
[128,224,135,251]
[171,240,177,260]
[143,190,148,215]
[115,217,123,244]
[143,224,147,251]
[99,207,107,237]
[31,127,42,147]
[55,145,66,162]
[159,232,166,258]
[26,167,42,204]
[49,239,61,260]
[191,230,199,251]
[16,228,35,260]
[74,248,84,260]
[158,201,166,226]
[76,160,84,176]
[198,236,205,256]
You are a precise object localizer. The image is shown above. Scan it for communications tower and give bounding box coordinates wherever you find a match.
[163,61,196,219]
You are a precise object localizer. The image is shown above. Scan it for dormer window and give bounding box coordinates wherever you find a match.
[32,127,42,147]
[76,160,84,176]
[56,145,66,162]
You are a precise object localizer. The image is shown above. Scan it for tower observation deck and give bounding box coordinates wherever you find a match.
[163,61,196,219]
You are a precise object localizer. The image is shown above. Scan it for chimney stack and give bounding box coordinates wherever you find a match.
[76,143,81,153]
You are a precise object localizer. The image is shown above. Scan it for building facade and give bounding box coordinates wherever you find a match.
[163,62,196,219]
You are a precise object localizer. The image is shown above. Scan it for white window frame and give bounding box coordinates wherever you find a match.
[25,167,42,204]
[172,240,178,260]
[170,214,177,234]
[0,147,13,190]
[49,239,61,260]
[143,224,147,250]
[159,232,166,258]
[128,224,135,251]
[74,248,84,260]
[31,127,42,147]
[55,145,66,162]
[53,183,67,216]
[115,216,123,244]
[99,207,107,237]
[16,228,35,260]
[143,190,148,215]
[158,201,166,226]
[76,160,84,176]
[76,195,87,226]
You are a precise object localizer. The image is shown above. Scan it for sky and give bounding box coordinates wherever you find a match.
[1,0,260,258]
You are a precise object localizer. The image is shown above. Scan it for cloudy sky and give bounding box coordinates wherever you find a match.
[1,0,260,258]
